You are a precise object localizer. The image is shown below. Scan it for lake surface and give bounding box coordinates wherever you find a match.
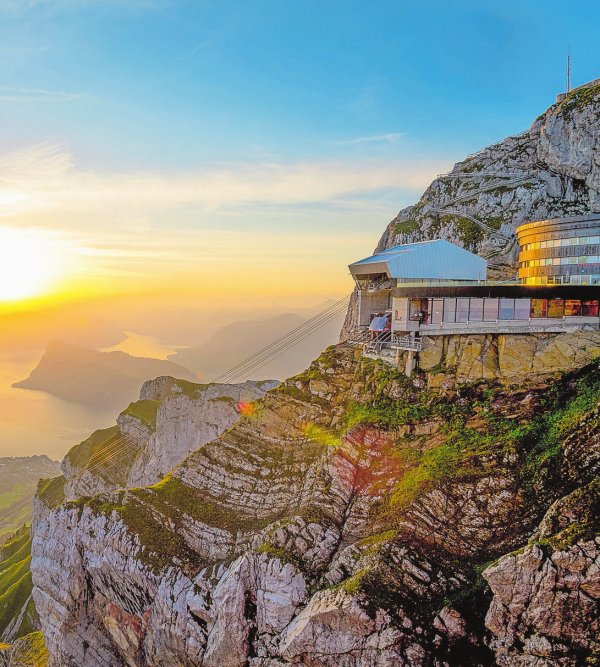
[101,331,187,360]
[0,332,187,461]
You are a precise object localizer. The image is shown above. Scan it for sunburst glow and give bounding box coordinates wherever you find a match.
[0,229,59,301]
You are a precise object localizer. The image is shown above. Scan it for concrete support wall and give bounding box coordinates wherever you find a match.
[357,290,391,327]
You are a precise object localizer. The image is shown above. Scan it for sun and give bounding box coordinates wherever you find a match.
[0,229,59,301]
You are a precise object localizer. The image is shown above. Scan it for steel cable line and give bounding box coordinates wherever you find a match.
[221,300,351,384]
[212,294,351,384]
[0,428,155,530]
[215,295,351,384]
[222,299,352,384]
[0,433,135,524]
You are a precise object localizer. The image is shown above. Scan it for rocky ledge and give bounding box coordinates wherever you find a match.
[30,343,600,666]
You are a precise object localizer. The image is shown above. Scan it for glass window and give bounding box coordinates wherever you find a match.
[553,239,562,247]
[514,299,530,320]
[580,237,589,245]
[545,258,553,265]
[484,298,499,321]
[552,257,561,265]
[430,299,443,324]
[589,256,599,263]
[579,256,587,263]
[570,275,582,285]
[469,298,484,322]
[540,240,547,249]
[564,300,582,316]
[560,257,570,265]
[443,298,456,323]
[571,237,579,245]
[531,299,547,318]
[590,236,600,244]
[499,298,514,320]
[582,301,599,317]
[570,257,578,264]
[548,299,564,318]
[456,298,469,323]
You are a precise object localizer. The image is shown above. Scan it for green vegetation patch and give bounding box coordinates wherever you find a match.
[3,631,49,666]
[120,399,161,427]
[540,478,600,552]
[0,530,30,563]
[348,358,600,527]
[559,83,600,120]
[394,219,420,235]
[80,490,205,576]
[172,378,204,399]
[65,425,120,469]
[36,476,65,511]
[0,571,33,639]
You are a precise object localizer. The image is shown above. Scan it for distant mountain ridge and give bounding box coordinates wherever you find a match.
[13,341,198,407]
[169,308,346,381]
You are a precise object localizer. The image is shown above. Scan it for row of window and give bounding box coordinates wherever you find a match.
[520,275,600,285]
[521,236,600,251]
[409,298,600,325]
[519,256,600,268]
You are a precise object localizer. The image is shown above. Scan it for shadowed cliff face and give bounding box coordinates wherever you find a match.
[29,338,600,666]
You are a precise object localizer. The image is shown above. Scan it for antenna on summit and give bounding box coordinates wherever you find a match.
[567,46,571,94]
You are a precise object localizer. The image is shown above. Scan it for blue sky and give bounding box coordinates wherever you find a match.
[0,0,597,301]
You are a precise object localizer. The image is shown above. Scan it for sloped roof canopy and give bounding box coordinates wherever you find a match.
[349,239,487,281]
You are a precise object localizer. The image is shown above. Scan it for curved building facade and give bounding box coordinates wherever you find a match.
[516,214,600,285]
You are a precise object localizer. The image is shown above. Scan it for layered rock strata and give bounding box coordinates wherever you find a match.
[30,344,600,666]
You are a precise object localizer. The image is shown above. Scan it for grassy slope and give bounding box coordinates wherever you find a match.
[0,529,36,642]
[0,631,49,666]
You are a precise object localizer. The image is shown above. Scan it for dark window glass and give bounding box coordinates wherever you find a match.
[582,301,599,317]
[469,298,484,322]
[444,298,457,323]
[531,299,547,318]
[456,298,469,323]
[514,300,530,320]
[483,298,499,321]
[548,299,564,318]
[499,298,515,320]
[564,300,581,316]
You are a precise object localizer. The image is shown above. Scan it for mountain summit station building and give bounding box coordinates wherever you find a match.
[347,215,600,368]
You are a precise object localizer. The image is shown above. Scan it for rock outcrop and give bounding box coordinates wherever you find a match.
[30,344,600,666]
[34,376,277,517]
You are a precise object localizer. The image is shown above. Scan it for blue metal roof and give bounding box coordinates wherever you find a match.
[349,239,487,281]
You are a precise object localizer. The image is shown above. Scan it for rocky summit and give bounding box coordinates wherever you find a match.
[28,333,600,666]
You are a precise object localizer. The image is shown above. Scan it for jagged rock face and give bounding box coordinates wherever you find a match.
[30,344,600,667]
[54,377,277,502]
[484,479,600,666]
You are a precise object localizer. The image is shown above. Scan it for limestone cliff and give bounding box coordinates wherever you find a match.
[342,84,600,337]
[33,377,277,530]
[29,338,600,666]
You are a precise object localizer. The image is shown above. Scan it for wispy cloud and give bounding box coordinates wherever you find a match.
[335,133,405,146]
[0,143,444,221]
[0,87,85,103]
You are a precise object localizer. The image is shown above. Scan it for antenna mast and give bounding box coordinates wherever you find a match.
[567,47,571,93]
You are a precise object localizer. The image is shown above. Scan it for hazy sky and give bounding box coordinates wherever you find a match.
[0,0,596,304]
